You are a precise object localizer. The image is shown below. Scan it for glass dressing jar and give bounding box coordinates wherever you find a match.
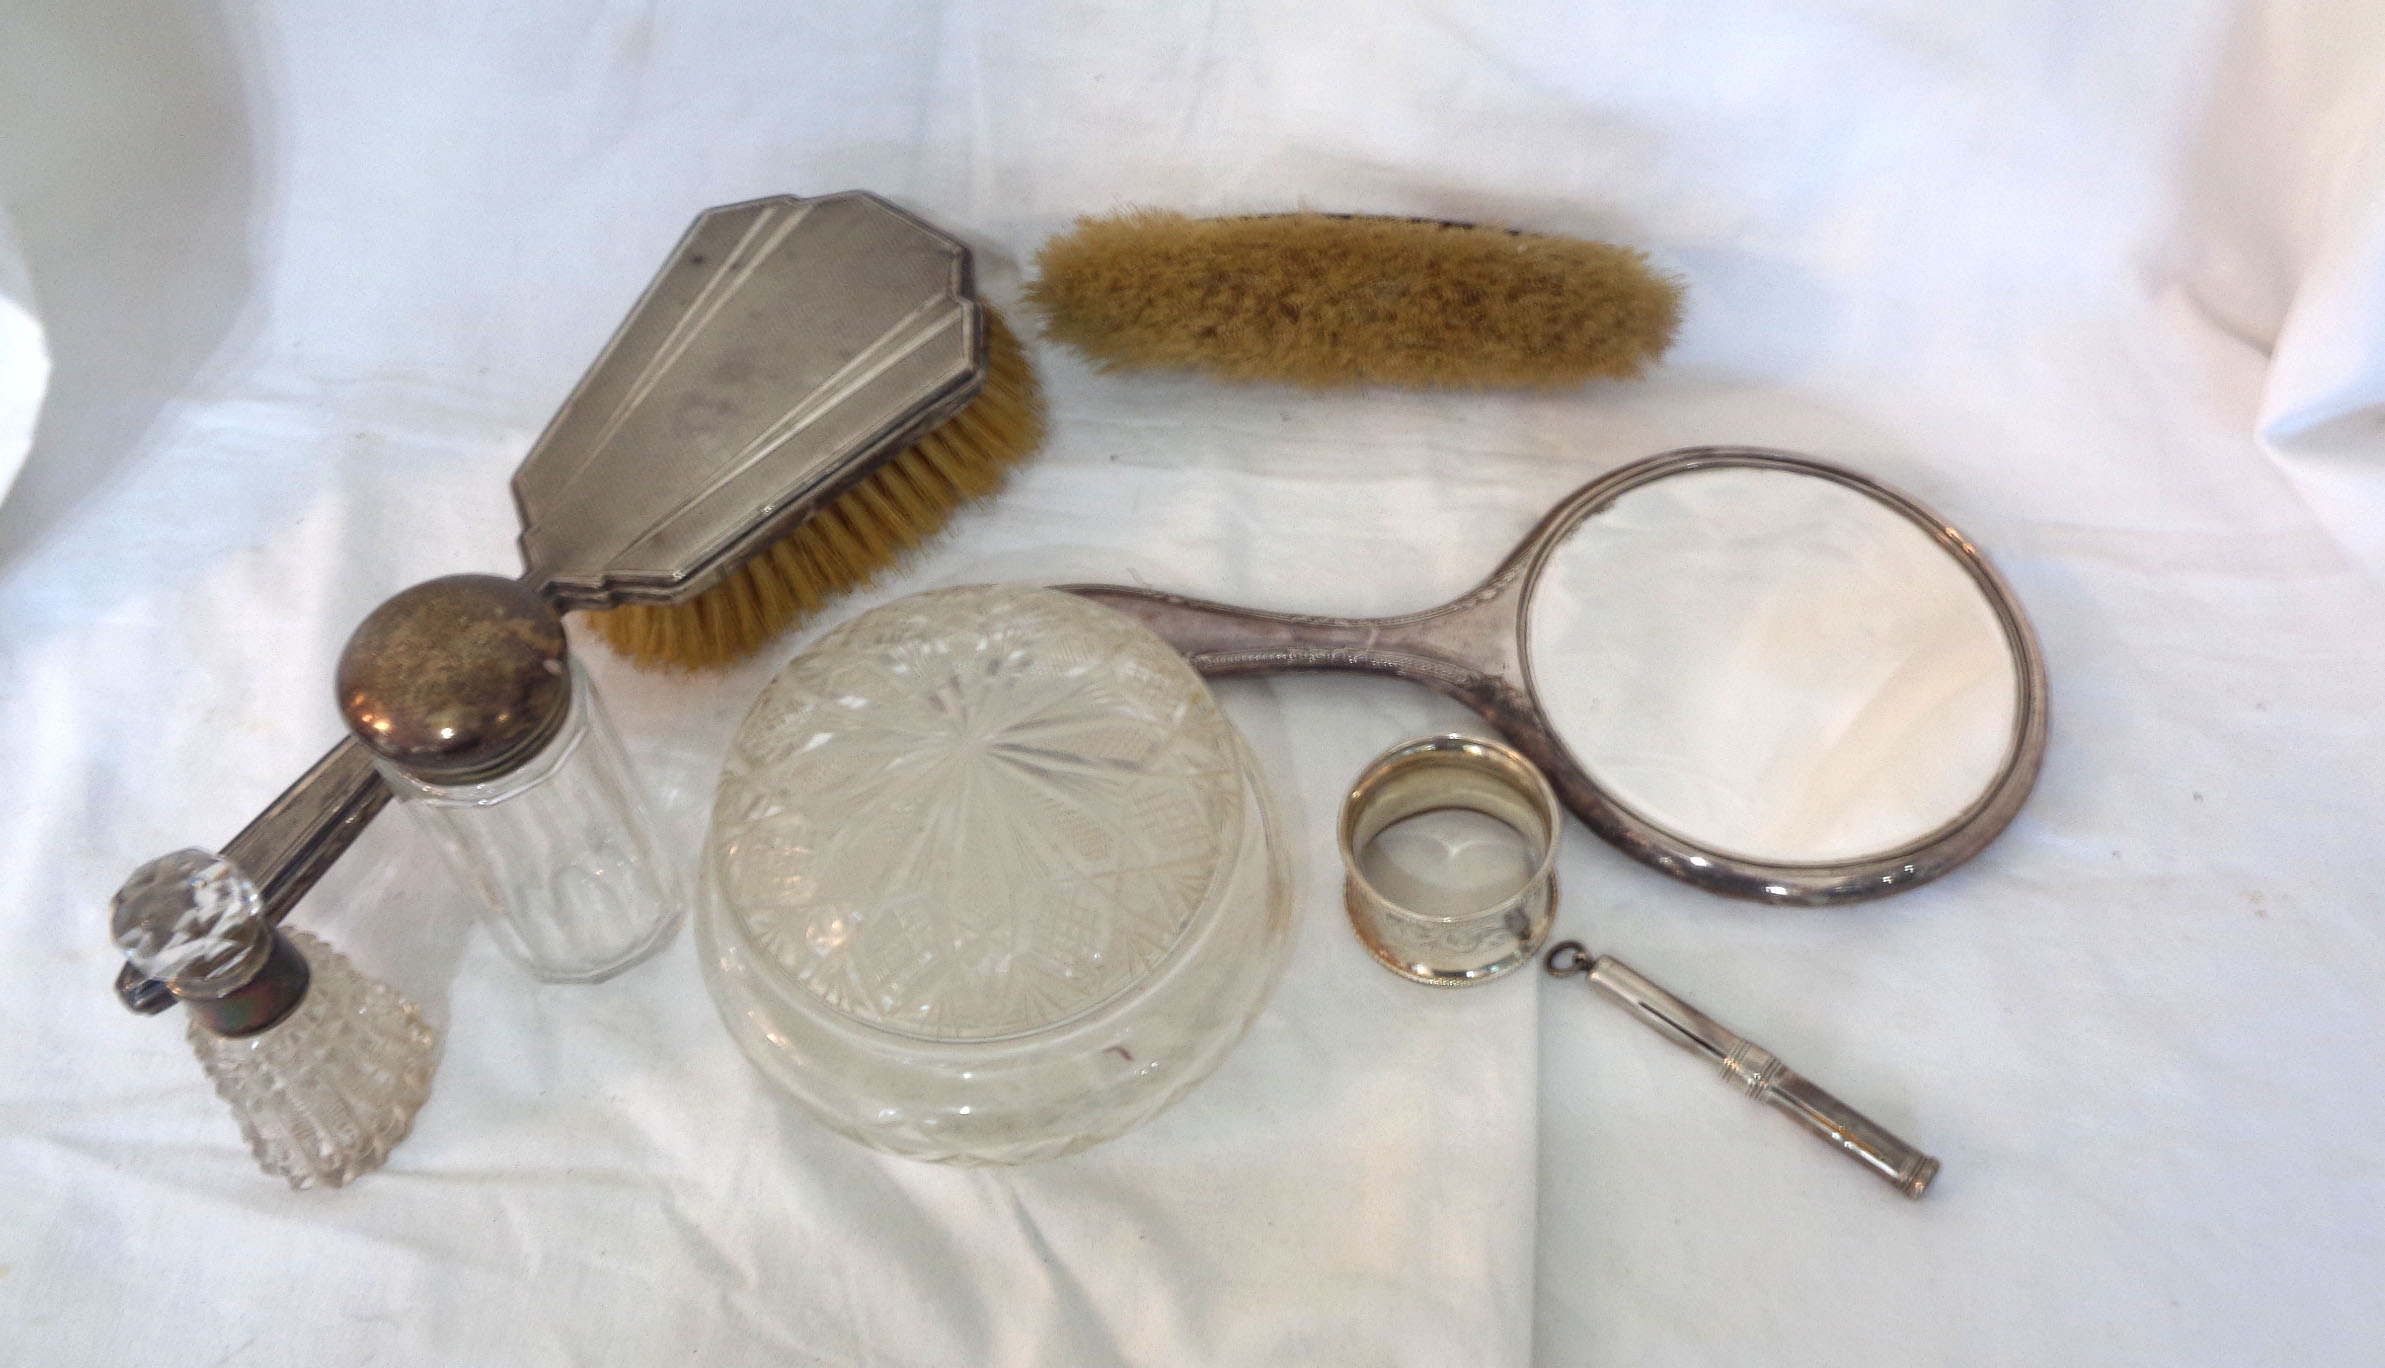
[698,585,1292,1164]
[337,574,682,983]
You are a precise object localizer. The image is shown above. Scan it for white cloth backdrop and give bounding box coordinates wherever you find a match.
[4,2,2382,1364]
[0,205,43,513]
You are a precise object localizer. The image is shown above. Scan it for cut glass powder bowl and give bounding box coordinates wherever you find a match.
[698,585,1292,1164]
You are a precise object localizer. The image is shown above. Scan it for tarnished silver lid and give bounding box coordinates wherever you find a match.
[336,574,571,784]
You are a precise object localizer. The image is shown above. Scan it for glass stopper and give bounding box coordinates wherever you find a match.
[111,849,271,995]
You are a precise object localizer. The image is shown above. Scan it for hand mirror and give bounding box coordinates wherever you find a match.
[1066,446,2046,904]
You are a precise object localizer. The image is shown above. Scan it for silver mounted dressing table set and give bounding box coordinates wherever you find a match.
[104,195,2048,1197]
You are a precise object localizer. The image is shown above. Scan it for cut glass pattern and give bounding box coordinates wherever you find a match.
[710,585,1246,1041]
[112,848,266,990]
[187,930,437,1189]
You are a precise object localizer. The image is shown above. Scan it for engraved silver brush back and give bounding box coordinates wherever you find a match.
[518,192,986,605]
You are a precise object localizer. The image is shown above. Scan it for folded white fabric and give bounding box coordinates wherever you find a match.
[2258,92,2385,582]
[2180,4,2385,583]
[0,204,48,511]
[7,1,2385,1365]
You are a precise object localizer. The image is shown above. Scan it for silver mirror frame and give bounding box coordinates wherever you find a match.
[1509,447,2047,903]
[1066,445,2049,906]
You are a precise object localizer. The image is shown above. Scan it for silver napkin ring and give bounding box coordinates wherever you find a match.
[1339,735,1560,985]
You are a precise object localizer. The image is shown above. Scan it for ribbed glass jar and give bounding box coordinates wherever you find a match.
[383,660,683,983]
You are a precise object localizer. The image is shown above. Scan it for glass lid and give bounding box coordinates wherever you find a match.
[707,585,1248,1042]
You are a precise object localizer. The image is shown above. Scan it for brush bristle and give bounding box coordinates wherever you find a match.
[586,307,1045,670]
[1027,210,1684,389]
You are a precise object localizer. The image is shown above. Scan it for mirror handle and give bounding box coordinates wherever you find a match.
[1060,584,1391,672]
[1062,580,1589,835]
[1560,947,1940,1198]
[1059,581,1525,689]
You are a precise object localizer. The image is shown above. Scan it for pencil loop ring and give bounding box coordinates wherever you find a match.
[1544,939,1594,978]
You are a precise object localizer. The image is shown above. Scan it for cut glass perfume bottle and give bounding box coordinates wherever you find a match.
[112,850,437,1188]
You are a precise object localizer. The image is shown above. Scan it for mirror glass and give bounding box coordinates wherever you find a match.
[1526,465,2020,865]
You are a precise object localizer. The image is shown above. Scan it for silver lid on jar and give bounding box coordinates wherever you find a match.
[335,574,571,785]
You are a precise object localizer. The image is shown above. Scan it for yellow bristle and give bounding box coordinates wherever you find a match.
[1026,209,1685,390]
[585,306,1046,670]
